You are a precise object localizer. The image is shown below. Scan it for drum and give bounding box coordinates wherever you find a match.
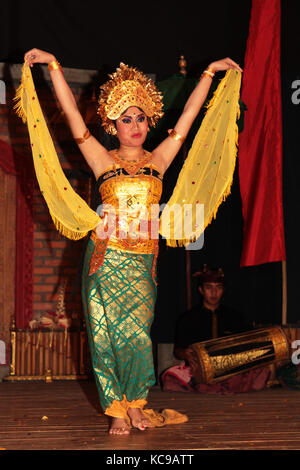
[190,326,289,384]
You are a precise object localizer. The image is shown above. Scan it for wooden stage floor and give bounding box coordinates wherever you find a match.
[0,379,300,452]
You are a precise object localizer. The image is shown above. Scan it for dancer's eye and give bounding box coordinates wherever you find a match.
[137,115,146,122]
[121,118,131,124]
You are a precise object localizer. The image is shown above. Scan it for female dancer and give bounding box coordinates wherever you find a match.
[23,49,242,434]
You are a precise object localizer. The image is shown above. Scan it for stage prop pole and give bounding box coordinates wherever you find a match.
[178,55,192,311]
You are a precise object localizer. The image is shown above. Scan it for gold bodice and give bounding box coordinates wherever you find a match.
[93,163,163,254]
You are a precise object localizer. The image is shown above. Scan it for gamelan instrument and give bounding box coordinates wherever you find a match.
[190,326,289,384]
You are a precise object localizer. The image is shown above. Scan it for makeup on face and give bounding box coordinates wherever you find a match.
[115,107,149,144]
[119,113,146,125]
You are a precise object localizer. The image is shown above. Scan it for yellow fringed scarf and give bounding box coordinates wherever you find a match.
[160,69,242,246]
[14,63,100,240]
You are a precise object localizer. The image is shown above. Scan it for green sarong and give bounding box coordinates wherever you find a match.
[81,239,157,418]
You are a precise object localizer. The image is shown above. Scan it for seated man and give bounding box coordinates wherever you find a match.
[161,265,271,394]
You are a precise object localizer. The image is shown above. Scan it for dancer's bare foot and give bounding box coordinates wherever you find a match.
[109,417,130,435]
[127,408,151,431]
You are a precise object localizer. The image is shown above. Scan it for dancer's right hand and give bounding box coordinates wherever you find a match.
[24,48,56,67]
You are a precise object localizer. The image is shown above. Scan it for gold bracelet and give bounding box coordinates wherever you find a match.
[202,70,215,78]
[206,66,215,74]
[48,60,62,72]
[168,129,185,143]
[74,128,91,144]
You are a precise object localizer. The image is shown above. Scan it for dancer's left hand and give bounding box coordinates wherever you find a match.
[208,57,243,73]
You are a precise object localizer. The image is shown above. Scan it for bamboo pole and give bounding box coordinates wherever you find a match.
[66,330,72,375]
[58,331,64,375]
[20,332,25,376]
[38,331,43,376]
[25,331,31,376]
[31,331,37,376]
[52,331,58,375]
[44,332,50,373]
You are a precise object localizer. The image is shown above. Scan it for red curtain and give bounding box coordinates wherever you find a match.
[0,139,34,328]
[238,0,286,267]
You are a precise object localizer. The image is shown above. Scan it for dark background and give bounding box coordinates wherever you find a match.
[0,0,251,78]
[1,0,299,341]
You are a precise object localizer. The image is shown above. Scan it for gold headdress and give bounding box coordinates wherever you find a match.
[97,62,164,135]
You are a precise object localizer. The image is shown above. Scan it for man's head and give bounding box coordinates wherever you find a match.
[193,265,225,311]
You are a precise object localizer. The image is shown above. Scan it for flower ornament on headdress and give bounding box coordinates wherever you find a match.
[97,62,164,135]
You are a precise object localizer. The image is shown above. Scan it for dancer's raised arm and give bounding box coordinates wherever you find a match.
[152,58,242,173]
[24,48,111,177]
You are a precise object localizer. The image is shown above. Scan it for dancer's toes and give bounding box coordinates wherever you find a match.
[109,417,130,435]
[127,408,151,431]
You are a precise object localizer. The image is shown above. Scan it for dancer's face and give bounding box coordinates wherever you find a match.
[116,107,148,147]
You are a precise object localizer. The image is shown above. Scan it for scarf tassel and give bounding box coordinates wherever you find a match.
[50,211,91,241]
[13,81,27,124]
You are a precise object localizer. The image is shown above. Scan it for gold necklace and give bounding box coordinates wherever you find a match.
[111,149,152,176]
